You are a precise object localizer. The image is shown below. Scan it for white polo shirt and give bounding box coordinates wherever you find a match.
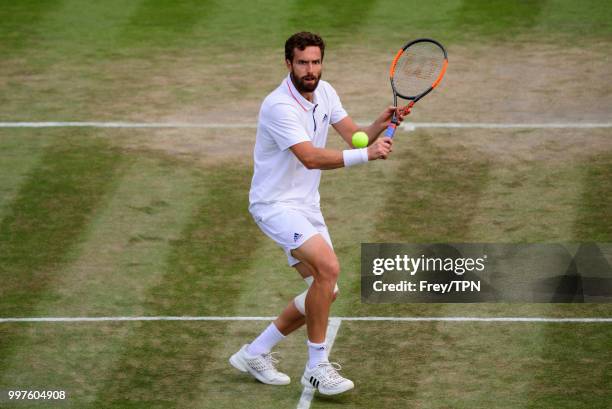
[249,74,348,209]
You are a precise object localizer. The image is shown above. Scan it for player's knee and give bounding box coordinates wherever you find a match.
[317,258,340,285]
[294,281,339,315]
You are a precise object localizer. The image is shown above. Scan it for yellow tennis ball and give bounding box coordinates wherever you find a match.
[352,131,368,148]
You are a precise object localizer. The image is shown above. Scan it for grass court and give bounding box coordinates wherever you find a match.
[1,1,611,408]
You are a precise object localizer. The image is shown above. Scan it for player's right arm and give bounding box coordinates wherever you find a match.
[264,101,392,170]
[290,139,392,170]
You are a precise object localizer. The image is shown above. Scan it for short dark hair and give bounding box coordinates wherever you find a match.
[285,32,325,62]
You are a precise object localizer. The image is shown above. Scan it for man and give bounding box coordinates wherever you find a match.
[230,32,407,395]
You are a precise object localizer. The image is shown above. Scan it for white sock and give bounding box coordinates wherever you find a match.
[307,340,328,368]
[247,323,285,356]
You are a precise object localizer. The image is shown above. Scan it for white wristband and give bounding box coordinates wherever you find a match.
[342,148,369,167]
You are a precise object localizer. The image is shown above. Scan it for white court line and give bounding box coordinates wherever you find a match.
[0,316,275,322]
[0,122,258,129]
[0,316,610,323]
[338,316,612,323]
[1,121,612,129]
[405,122,612,129]
[297,317,343,409]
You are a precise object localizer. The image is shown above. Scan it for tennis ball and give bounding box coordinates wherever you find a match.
[352,131,369,148]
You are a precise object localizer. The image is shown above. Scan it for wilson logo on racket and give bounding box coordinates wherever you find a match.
[386,38,448,138]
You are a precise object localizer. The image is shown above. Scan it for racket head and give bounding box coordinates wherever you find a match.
[389,38,448,102]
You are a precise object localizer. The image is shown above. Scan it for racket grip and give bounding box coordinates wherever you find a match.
[385,123,397,138]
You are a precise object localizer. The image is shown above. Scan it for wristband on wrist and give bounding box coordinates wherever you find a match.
[342,148,369,167]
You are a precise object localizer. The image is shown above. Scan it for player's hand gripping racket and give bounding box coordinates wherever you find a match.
[385,38,448,138]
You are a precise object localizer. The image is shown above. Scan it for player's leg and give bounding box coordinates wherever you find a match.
[272,262,312,335]
[230,206,325,385]
[290,235,354,395]
[248,263,313,358]
[247,207,336,341]
[290,235,338,343]
[229,298,306,385]
[273,261,339,336]
[274,302,305,335]
[242,242,338,362]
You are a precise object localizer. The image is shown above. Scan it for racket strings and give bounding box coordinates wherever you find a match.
[393,43,445,98]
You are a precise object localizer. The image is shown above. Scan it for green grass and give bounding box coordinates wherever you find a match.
[146,164,264,316]
[1,0,612,120]
[2,0,610,55]
[1,321,609,409]
[574,153,612,241]
[0,130,610,407]
[374,133,491,242]
[0,130,124,316]
[0,130,55,220]
[0,322,309,409]
[1,1,611,408]
[332,321,612,409]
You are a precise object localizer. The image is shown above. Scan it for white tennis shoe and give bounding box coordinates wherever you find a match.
[301,361,354,395]
[229,344,290,385]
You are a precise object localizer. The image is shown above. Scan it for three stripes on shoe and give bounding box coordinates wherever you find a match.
[309,376,320,388]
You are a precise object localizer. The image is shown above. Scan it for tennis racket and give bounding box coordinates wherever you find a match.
[385,38,448,138]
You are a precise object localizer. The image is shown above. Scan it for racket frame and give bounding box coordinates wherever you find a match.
[386,38,448,137]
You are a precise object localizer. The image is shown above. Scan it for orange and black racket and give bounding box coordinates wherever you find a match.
[385,38,448,138]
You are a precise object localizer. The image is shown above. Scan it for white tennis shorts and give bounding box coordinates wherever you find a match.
[250,204,333,266]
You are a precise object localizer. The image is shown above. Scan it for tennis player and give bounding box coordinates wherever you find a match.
[230,32,407,395]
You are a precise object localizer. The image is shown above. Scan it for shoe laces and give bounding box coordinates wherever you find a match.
[250,351,280,371]
[316,362,346,386]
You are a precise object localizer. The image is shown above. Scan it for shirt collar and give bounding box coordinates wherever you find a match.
[285,74,317,112]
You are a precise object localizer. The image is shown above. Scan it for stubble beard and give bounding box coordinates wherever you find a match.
[290,70,322,93]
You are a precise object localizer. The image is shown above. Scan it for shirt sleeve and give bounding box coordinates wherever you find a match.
[328,85,348,125]
[262,103,310,151]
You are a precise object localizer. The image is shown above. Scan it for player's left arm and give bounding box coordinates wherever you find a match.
[332,106,410,147]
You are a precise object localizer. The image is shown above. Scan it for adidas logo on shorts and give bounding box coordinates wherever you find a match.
[293,233,303,242]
